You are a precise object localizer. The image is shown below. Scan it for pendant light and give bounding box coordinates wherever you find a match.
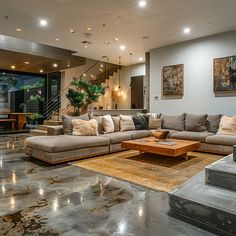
[118,57,121,89]
[106,58,110,89]
[129,53,133,87]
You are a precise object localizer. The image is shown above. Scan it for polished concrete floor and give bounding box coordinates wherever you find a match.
[0,135,215,235]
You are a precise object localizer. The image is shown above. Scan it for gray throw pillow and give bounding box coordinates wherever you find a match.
[112,116,120,132]
[206,114,222,133]
[62,114,89,135]
[162,113,185,131]
[185,113,207,132]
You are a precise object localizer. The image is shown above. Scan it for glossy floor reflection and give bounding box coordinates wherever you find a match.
[0,135,215,236]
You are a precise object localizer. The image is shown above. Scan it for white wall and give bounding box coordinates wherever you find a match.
[150,31,236,115]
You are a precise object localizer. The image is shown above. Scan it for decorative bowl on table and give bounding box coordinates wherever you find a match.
[151,130,169,141]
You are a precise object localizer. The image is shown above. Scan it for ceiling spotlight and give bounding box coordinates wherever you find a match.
[183,27,191,34]
[16,28,22,32]
[39,19,48,27]
[114,37,119,41]
[105,41,110,45]
[70,29,76,33]
[55,38,59,41]
[84,45,88,48]
[120,45,126,50]
[86,27,92,31]
[11,65,16,69]
[39,69,44,73]
[139,57,143,61]
[24,61,30,64]
[138,0,147,8]
[53,63,58,68]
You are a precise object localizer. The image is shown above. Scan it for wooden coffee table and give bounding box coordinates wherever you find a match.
[121,137,200,160]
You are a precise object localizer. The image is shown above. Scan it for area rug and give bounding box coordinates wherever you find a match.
[73,150,223,192]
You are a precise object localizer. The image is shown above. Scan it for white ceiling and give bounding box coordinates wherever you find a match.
[0,0,236,65]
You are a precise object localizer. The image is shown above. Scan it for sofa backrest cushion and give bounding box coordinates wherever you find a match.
[112,116,120,132]
[185,113,207,132]
[217,115,236,135]
[120,115,135,131]
[72,119,98,136]
[206,114,221,133]
[62,114,89,135]
[132,115,148,130]
[162,113,185,131]
[149,116,163,130]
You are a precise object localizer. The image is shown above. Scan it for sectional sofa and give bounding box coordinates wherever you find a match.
[25,113,236,164]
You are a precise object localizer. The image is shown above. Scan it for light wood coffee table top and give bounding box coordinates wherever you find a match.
[121,137,200,159]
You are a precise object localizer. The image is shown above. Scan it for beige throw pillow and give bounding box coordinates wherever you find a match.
[112,116,120,132]
[149,116,163,130]
[120,115,135,131]
[217,115,236,135]
[72,119,98,136]
[102,115,115,133]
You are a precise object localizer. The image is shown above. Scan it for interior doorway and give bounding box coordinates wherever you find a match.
[131,76,144,109]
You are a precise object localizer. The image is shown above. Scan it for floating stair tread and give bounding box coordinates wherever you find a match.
[170,171,236,215]
[30,130,47,136]
[206,154,236,175]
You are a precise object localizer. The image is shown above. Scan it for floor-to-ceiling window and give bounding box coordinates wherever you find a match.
[0,70,46,134]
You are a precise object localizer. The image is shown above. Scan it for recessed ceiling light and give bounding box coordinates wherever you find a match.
[84,45,88,48]
[40,69,44,73]
[11,65,16,69]
[86,27,92,31]
[53,63,58,68]
[16,28,22,32]
[70,29,76,33]
[120,45,126,50]
[138,0,147,8]
[24,61,30,65]
[39,19,48,27]
[55,38,59,41]
[183,27,191,34]
[114,37,119,41]
[139,57,144,61]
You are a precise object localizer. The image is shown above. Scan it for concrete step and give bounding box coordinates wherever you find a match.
[30,129,48,136]
[205,154,236,191]
[169,171,236,236]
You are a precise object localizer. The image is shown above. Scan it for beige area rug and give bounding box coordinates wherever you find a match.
[73,150,223,192]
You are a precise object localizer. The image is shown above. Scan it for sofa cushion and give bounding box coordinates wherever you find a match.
[132,115,148,130]
[170,131,214,142]
[120,115,135,131]
[185,113,207,132]
[206,135,236,146]
[62,114,89,135]
[89,114,104,134]
[217,115,236,135]
[25,135,109,153]
[125,130,151,139]
[162,113,185,131]
[206,114,221,133]
[102,132,132,144]
[72,119,98,136]
[149,116,162,130]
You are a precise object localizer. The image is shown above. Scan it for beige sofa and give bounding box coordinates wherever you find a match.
[25,113,236,164]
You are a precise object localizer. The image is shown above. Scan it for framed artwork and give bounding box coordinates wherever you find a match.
[214,56,236,93]
[162,64,184,96]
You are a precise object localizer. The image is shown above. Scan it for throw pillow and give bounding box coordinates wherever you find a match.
[132,115,148,130]
[206,114,222,133]
[62,114,89,135]
[72,119,98,136]
[102,115,115,133]
[120,115,135,131]
[185,113,207,132]
[217,115,236,135]
[149,116,163,130]
[112,116,120,132]
[89,114,104,134]
[162,113,185,131]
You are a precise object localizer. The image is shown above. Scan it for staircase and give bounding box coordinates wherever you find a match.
[169,147,236,236]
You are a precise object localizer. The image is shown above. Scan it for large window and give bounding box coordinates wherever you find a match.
[0,70,46,133]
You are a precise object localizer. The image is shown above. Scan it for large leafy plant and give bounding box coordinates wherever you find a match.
[66,79,105,115]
